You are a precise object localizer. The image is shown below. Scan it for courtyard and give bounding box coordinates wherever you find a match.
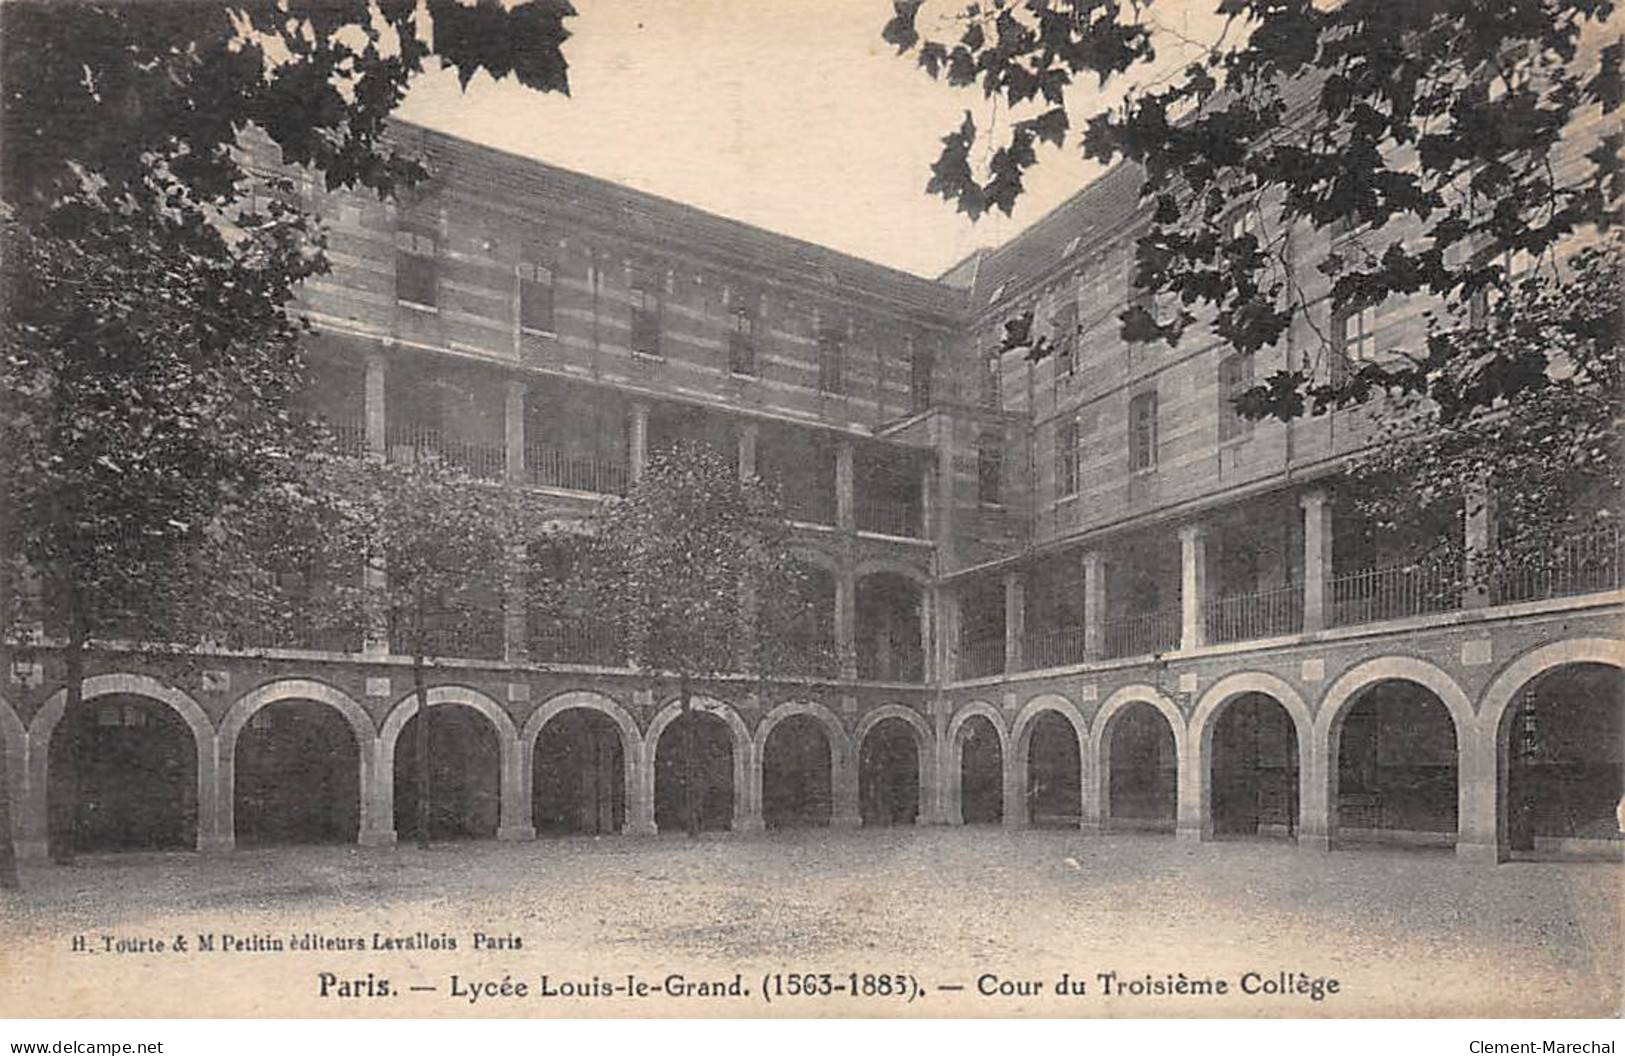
[0,826,1618,1018]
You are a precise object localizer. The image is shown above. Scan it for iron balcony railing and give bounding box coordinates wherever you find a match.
[386,423,506,481]
[1329,558,1462,627]
[1204,584,1304,644]
[1021,624,1088,670]
[958,636,1006,679]
[855,497,924,538]
[783,487,837,527]
[1493,523,1625,605]
[326,419,368,456]
[1101,608,1181,659]
[524,443,629,496]
[529,617,627,667]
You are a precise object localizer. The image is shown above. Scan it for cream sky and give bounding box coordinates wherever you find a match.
[395,0,1229,278]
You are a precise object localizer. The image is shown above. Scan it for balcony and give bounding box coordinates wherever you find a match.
[855,497,924,538]
[783,488,836,527]
[529,617,627,667]
[1204,584,1304,644]
[1021,625,1087,670]
[1101,608,1180,659]
[386,423,505,481]
[524,443,628,496]
[1330,558,1462,627]
[958,637,1006,680]
[1493,524,1624,605]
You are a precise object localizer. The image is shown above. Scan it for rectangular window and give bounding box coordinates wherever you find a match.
[1331,303,1377,383]
[1052,302,1078,378]
[910,346,934,412]
[1055,418,1079,498]
[1129,389,1158,472]
[629,276,662,357]
[978,432,1003,505]
[1217,351,1255,442]
[817,329,844,393]
[980,353,1001,409]
[729,301,757,376]
[519,260,555,333]
[395,228,437,308]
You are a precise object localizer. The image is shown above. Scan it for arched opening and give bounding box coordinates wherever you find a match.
[859,718,920,826]
[1026,712,1081,827]
[393,704,501,841]
[533,708,625,836]
[958,715,1003,824]
[654,711,734,833]
[856,573,924,683]
[47,695,198,854]
[1209,693,1298,839]
[235,701,359,846]
[762,714,832,829]
[1334,680,1457,848]
[1501,662,1623,860]
[1106,702,1177,832]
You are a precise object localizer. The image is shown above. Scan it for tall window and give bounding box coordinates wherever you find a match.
[1129,389,1158,472]
[980,353,1001,408]
[729,299,757,376]
[1055,418,1079,498]
[1052,301,1078,378]
[395,227,438,308]
[1217,351,1255,442]
[817,328,844,393]
[519,259,555,333]
[1331,302,1377,383]
[629,273,662,356]
[910,345,934,412]
[978,432,1003,505]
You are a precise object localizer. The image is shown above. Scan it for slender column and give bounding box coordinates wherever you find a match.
[737,421,758,481]
[918,585,934,684]
[364,351,387,456]
[1300,490,1333,632]
[1003,571,1025,674]
[1082,550,1105,660]
[504,379,526,484]
[628,401,650,483]
[835,567,858,680]
[503,540,528,663]
[1463,480,1497,609]
[941,590,961,682]
[1179,524,1208,651]
[835,438,855,531]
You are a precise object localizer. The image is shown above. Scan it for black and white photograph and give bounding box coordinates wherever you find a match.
[0,0,1620,1036]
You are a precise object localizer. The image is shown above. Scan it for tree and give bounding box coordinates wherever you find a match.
[882,0,1621,408]
[543,441,829,837]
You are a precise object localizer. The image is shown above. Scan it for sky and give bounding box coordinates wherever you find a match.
[395,0,1229,279]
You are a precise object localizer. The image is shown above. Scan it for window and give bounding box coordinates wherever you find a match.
[1217,351,1255,442]
[1129,389,1158,472]
[519,259,555,333]
[1330,302,1377,383]
[395,228,438,307]
[910,345,934,412]
[1126,283,1160,345]
[980,353,1001,408]
[977,432,1003,505]
[1055,418,1079,498]
[729,299,757,376]
[1052,302,1078,378]
[629,275,662,357]
[817,329,844,393]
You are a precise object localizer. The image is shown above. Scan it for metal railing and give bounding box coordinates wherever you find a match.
[783,487,836,527]
[1204,584,1304,644]
[958,636,1006,679]
[326,419,368,456]
[232,616,362,655]
[529,618,627,667]
[855,497,924,538]
[1021,624,1088,670]
[1494,523,1625,605]
[1329,558,1462,627]
[386,423,505,481]
[524,443,629,496]
[1101,608,1180,659]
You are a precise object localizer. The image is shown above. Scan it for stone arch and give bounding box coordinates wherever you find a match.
[854,704,937,825]
[1009,693,1090,830]
[1,694,26,853]
[1479,639,1625,740]
[521,690,645,834]
[753,700,855,827]
[945,700,1011,825]
[1314,656,1473,851]
[378,684,527,841]
[1091,684,1186,836]
[1189,672,1312,843]
[28,672,218,852]
[644,695,753,830]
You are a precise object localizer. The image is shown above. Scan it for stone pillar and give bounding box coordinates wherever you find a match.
[1456,730,1501,863]
[1003,571,1025,674]
[832,745,862,828]
[1300,490,1333,633]
[918,585,934,684]
[504,379,526,484]
[196,736,228,854]
[737,421,758,481]
[624,742,657,836]
[835,567,858,681]
[497,735,535,841]
[1082,550,1105,660]
[1463,480,1497,609]
[628,401,650,483]
[1175,740,1203,843]
[503,540,528,663]
[362,559,389,658]
[940,590,961,682]
[736,740,765,832]
[364,351,387,457]
[1179,524,1208,652]
[1299,725,1333,852]
[835,438,855,531]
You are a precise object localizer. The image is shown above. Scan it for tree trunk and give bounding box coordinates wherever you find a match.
[681,675,699,839]
[413,648,430,851]
[49,633,86,864]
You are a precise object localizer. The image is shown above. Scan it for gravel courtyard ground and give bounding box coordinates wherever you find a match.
[1,827,1618,1018]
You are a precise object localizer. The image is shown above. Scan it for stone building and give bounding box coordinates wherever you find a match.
[4,120,1620,864]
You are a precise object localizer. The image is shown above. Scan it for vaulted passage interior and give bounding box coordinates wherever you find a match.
[1025,712,1081,827]
[1501,662,1623,860]
[235,700,359,846]
[959,715,1003,824]
[1209,693,1298,839]
[654,711,734,833]
[1334,680,1457,848]
[533,708,624,836]
[1106,703,1177,833]
[762,715,832,829]
[859,718,920,826]
[393,704,501,841]
[48,695,198,854]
